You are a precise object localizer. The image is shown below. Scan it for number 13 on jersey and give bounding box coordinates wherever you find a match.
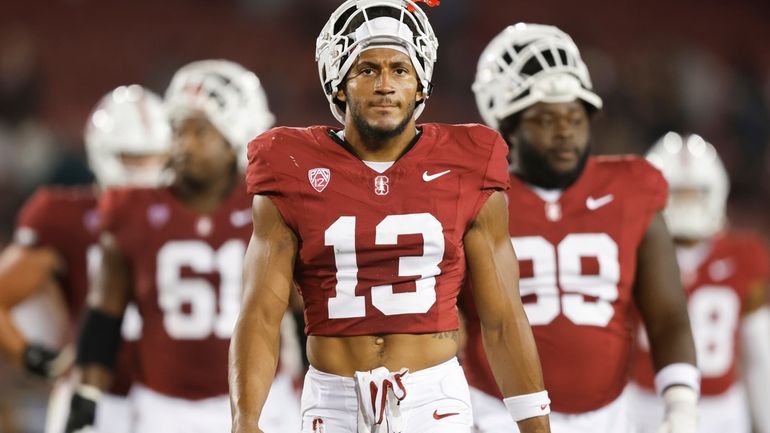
[324,213,445,319]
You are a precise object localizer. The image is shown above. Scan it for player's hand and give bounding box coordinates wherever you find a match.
[65,385,101,433]
[656,385,697,433]
[22,344,74,378]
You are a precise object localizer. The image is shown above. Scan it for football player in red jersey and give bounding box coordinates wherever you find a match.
[461,23,699,433]
[230,2,551,433]
[627,133,770,433]
[0,84,170,433]
[62,60,300,433]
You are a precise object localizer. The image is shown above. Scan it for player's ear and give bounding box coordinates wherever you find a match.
[415,89,424,103]
[336,88,347,103]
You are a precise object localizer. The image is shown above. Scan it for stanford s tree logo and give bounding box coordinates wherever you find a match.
[308,168,331,192]
[374,175,389,196]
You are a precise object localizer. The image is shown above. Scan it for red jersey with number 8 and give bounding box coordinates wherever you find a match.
[246,124,509,336]
[99,185,252,400]
[632,231,770,396]
[461,156,667,413]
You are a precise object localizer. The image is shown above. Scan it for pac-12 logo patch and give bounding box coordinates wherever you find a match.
[308,168,331,192]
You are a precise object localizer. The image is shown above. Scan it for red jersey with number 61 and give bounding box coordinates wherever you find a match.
[461,156,667,413]
[246,124,509,336]
[632,231,770,396]
[99,185,252,400]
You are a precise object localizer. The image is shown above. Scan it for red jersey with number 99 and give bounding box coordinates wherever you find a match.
[461,156,667,413]
[246,124,509,336]
[99,185,252,400]
[632,231,770,396]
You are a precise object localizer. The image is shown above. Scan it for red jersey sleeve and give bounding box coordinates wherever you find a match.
[15,188,59,248]
[631,158,668,213]
[244,129,305,231]
[465,125,510,224]
[471,125,510,192]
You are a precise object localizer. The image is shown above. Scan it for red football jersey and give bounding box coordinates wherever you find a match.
[461,156,667,413]
[632,231,770,396]
[246,124,509,336]
[15,186,136,396]
[99,184,252,400]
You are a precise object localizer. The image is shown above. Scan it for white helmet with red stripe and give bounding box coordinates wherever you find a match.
[84,85,171,187]
[316,0,440,124]
[646,132,729,240]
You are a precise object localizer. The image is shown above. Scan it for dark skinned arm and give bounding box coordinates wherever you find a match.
[464,191,550,433]
[229,195,297,433]
[76,232,132,389]
[633,213,697,374]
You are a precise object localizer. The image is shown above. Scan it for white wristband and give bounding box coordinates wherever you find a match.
[654,363,700,396]
[503,390,551,422]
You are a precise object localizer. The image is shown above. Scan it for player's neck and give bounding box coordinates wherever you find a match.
[342,122,418,162]
[173,171,237,214]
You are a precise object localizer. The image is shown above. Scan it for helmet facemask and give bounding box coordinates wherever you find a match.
[474,23,602,131]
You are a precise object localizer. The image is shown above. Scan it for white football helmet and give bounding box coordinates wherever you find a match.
[316,0,439,124]
[85,85,171,188]
[164,59,275,170]
[473,23,603,130]
[646,132,729,240]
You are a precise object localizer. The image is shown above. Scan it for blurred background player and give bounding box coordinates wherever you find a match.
[64,59,301,433]
[461,23,698,433]
[231,1,551,432]
[628,132,770,433]
[0,84,171,433]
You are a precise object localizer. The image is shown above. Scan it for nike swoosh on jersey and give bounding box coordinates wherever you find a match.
[422,170,451,182]
[433,410,460,420]
[585,194,614,210]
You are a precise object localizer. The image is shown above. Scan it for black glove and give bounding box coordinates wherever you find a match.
[65,386,100,433]
[22,344,62,378]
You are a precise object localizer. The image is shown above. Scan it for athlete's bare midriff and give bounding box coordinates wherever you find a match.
[307,331,459,377]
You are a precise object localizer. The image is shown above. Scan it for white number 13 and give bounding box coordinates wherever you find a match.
[324,213,444,319]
